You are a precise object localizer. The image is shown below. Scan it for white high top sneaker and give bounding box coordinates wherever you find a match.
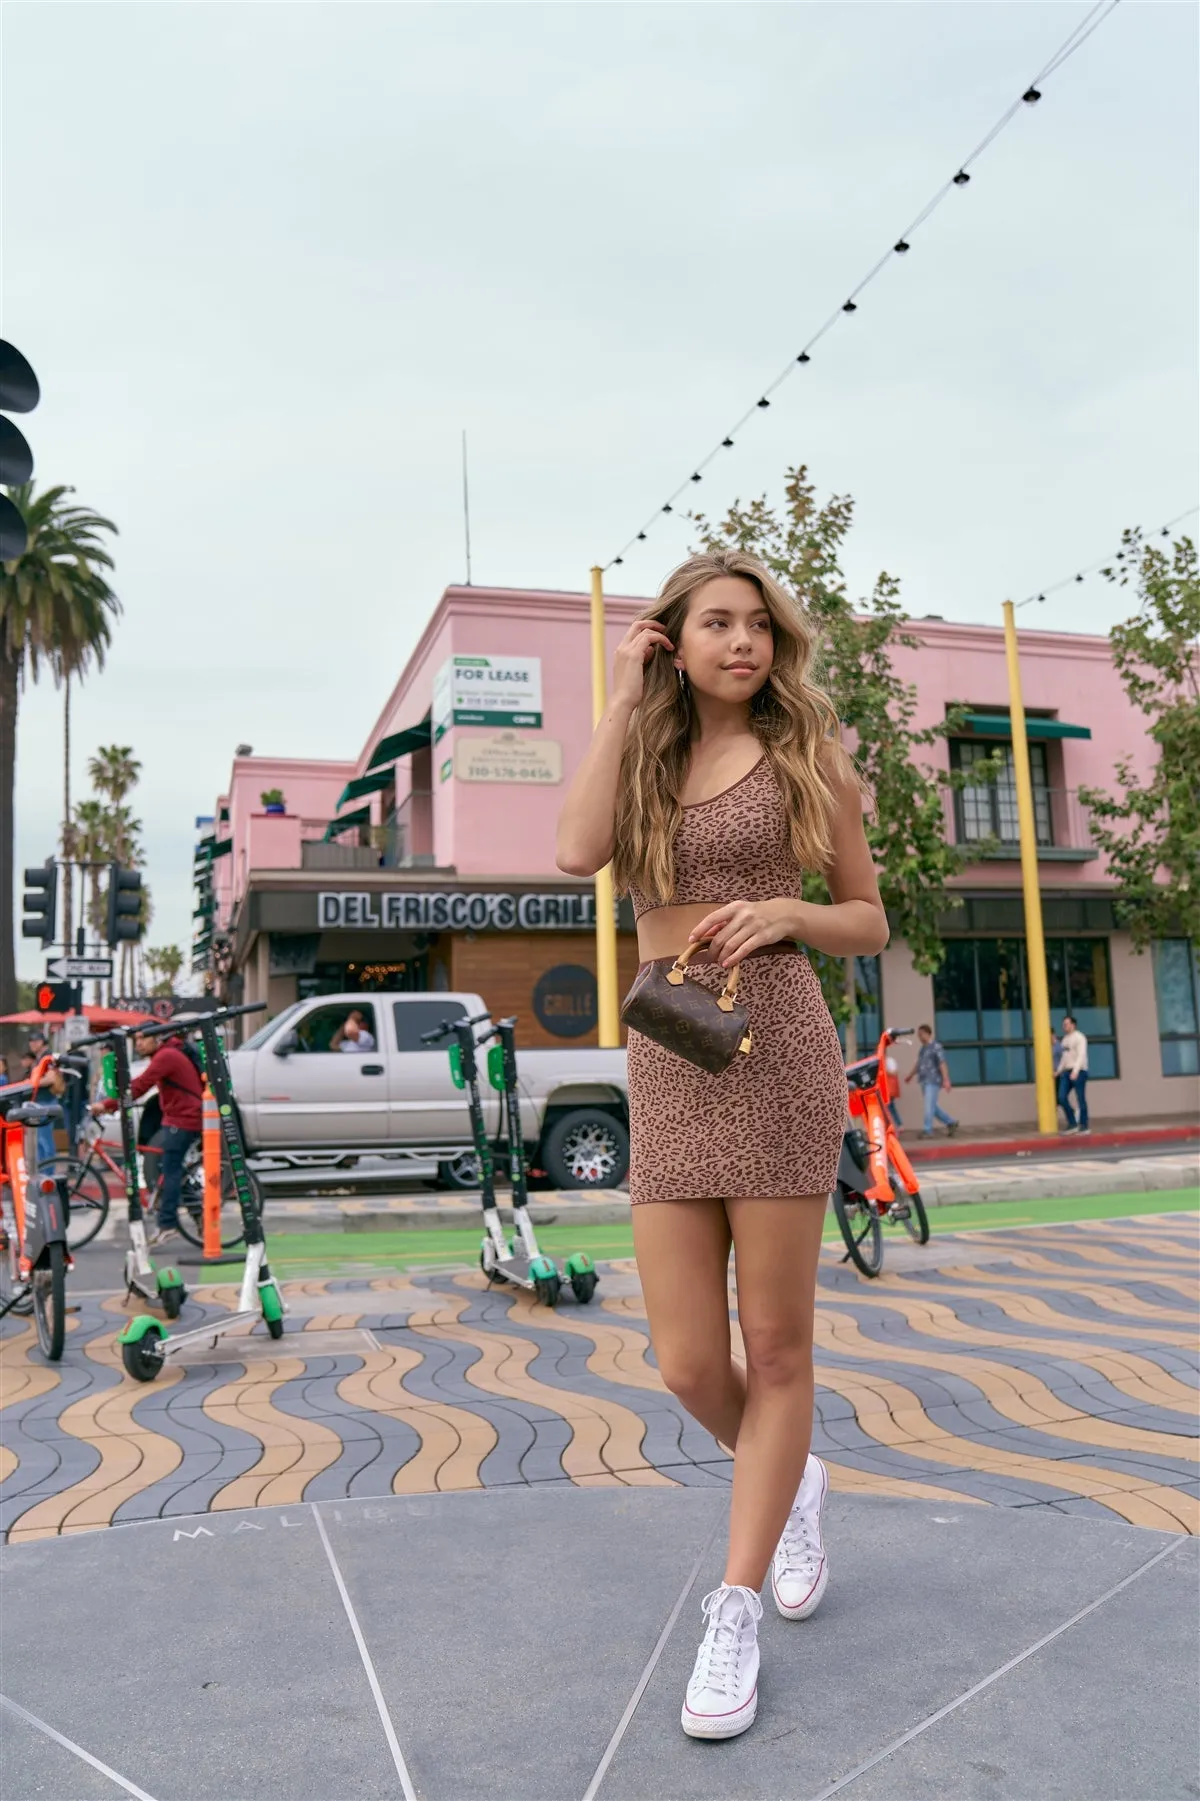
[770,1453,829,1620]
[680,1584,763,1739]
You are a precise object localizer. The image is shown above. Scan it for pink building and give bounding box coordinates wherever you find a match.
[193,585,1199,1128]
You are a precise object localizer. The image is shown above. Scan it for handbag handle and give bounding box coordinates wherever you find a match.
[665,939,742,1011]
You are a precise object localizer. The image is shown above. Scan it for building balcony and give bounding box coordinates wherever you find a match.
[946,786,1097,862]
[296,795,437,871]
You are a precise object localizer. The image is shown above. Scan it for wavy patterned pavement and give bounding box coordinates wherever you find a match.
[2,1214,1196,1543]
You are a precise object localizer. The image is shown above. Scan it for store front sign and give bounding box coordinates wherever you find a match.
[318,890,599,931]
[453,732,561,785]
[433,655,543,740]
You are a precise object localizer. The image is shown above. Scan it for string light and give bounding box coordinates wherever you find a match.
[1014,506,1198,610]
[604,0,1122,572]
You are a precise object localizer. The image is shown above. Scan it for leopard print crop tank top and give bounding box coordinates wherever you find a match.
[626,753,806,920]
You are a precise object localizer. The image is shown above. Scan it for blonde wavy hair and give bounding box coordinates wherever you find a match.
[611,548,854,904]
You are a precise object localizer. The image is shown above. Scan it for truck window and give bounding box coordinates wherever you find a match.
[293,1003,379,1054]
[393,1000,468,1051]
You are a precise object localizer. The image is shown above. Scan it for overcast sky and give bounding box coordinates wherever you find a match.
[4,0,1196,973]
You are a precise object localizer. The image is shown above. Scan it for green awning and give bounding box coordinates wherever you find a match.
[365,718,431,772]
[962,714,1092,741]
[323,804,372,841]
[336,768,395,809]
[195,836,233,863]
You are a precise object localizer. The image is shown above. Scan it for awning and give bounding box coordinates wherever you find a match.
[962,713,1092,741]
[365,718,431,772]
[195,836,234,863]
[323,804,372,841]
[336,768,395,809]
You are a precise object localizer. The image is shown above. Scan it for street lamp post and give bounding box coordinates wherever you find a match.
[590,565,621,1047]
[1001,599,1058,1134]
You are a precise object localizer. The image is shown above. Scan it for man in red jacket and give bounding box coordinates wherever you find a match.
[96,1029,203,1246]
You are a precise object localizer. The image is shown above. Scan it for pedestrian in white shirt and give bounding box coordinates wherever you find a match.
[1058,1014,1089,1135]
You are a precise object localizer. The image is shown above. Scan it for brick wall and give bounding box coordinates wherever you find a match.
[448,931,642,1048]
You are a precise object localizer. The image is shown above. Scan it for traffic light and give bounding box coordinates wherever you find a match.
[35,981,73,1014]
[0,339,40,561]
[106,864,142,947]
[21,860,58,948]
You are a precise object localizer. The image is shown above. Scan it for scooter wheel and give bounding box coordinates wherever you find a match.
[121,1335,165,1383]
[160,1283,185,1321]
[260,1283,285,1339]
[534,1272,560,1309]
[480,1248,508,1283]
[570,1270,598,1305]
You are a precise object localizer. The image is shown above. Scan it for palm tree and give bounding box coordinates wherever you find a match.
[88,744,141,806]
[0,483,119,1014]
[145,944,183,998]
[72,798,110,1004]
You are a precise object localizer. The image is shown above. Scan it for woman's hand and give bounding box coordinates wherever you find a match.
[612,617,674,711]
[688,898,795,967]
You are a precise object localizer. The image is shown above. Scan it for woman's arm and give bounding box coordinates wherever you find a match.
[689,756,889,965]
[556,617,673,877]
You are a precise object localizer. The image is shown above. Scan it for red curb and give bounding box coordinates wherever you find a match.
[907,1123,1200,1164]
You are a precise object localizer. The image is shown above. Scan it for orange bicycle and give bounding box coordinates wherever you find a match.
[833,1026,930,1278]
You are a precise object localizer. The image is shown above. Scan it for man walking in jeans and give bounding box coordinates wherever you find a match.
[1058,1014,1090,1135]
[905,1024,959,1138]
[94,1028,202,1246]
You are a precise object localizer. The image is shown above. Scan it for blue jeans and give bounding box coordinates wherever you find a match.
[36,1120,56,1172]
[922,1083,957,1132]
[1062,1071,1089,1131]
[157,1126,199,1229]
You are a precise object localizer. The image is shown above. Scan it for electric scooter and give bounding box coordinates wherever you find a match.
[76,1025,187,1320]
[81,1003,287,1381]
[421,1011,599,1308]
[0,1078,75,1359]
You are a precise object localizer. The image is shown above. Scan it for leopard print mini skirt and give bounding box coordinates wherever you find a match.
[625,945,847,1204]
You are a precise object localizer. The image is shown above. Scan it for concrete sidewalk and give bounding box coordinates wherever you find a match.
[248,1148,1198,1233]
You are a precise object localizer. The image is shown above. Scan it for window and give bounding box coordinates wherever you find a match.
[933,938,1117,1084]
[952,741,1051,847]
[393,999,467,1052]
[1153,940,1200,1076]
[834,956,881,1055]
[291,1002,378,1054]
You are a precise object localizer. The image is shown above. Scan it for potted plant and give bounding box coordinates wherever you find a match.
[260,788,286,815]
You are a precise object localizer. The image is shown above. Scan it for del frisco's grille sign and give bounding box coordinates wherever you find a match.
[319,890,599,931]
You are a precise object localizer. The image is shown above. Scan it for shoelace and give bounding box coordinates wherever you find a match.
[777,1508,822,1575]
[694,1587,762,1696]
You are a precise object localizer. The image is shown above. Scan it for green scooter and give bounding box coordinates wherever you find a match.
[421,1011,598,1308]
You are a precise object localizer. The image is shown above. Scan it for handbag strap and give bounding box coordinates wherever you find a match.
[665,940,741,1010]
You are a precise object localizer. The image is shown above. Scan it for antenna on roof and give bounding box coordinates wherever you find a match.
[461,429,473,586]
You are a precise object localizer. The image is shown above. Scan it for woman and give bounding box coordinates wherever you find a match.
[556,548,887,1741]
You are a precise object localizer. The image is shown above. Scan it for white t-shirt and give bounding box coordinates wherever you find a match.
[340,1029,376,1053]
[1059,1029,1088,1075]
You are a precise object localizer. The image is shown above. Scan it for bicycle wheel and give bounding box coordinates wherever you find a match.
[833,1183,883,1278]
[896,1182,930,1245]
[56,1156,112,1251]
[174,1157,253,1251]
[0,1242,32,1317]
[32,1242,66,1360]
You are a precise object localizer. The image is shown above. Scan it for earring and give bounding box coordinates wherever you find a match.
[676,666,687,694]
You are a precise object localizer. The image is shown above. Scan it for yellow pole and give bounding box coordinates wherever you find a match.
[591,565,620,1048]
[1002,600,1057,1134]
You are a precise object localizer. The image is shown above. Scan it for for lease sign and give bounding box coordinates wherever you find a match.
[432,655,543,739]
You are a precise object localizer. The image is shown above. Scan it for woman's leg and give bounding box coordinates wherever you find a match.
[723,1196,827,1591]
[631,1199,746,1454]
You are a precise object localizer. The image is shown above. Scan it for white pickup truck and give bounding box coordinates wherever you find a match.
[226,990,630,1189]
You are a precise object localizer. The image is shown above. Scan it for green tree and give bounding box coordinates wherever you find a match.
[88,744,141,807]
[145,944,183,997]
[1078,531,1199,949]
[693,465,1001,1056]
[0,483,119,1015]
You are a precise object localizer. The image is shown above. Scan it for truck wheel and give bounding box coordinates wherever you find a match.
[437,1153,481,1190]
[540,1110,629,1190]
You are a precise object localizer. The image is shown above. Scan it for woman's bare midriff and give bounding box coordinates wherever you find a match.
[636,901,722,963]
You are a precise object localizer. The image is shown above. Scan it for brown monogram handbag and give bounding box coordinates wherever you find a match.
[620,940,752,1075]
